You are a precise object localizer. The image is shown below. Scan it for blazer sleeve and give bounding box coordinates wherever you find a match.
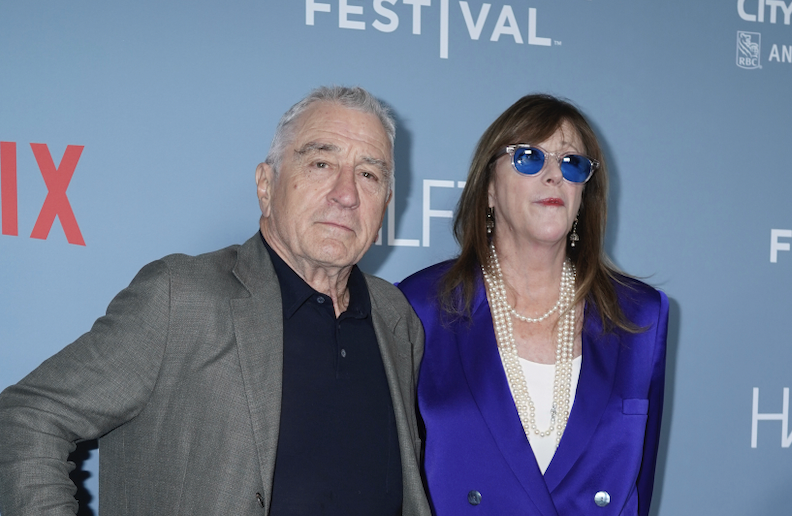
[637,289,670,516]
[0,260,173,516]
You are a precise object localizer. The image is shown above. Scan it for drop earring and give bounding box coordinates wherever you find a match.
[569,217,579,247]
[486,207,495,235]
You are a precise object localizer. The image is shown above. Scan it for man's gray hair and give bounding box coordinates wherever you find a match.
[265,86,396,185]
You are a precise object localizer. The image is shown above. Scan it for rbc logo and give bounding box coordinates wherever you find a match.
[736,31,762,69]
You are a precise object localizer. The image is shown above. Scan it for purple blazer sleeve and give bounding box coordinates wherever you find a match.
[399,262,669,516]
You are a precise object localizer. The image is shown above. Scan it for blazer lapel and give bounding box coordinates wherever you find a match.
[367,277,431,516]
[543,306,620,492]
[459,287,560,516]
[230,234,285,510]
[369,292,418,444]
[370,307,417,435]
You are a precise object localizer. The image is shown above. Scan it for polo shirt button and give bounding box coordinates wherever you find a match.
[467,490,481,505]
[341,349,347,358]
[594,491,611,507]
[316,296,325,304]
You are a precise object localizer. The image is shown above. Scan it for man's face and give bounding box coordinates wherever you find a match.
[257,102,392,274]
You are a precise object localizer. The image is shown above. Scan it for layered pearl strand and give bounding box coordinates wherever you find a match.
[482,243,577,447]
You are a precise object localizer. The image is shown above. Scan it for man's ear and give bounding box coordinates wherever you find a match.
[255,162,274,218]
[384,189,393,214]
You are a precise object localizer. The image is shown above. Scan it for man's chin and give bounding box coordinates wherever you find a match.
[304,238,369,269]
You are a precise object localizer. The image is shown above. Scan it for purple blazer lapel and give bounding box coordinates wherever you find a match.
[543,306,620,492]
[458,290,560,516]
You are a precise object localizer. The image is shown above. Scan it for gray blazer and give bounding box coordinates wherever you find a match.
[0,234,430,516]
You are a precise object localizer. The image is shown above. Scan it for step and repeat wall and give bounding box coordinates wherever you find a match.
[1,1,791,514]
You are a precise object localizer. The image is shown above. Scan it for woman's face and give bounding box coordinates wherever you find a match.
[487,121,585,250]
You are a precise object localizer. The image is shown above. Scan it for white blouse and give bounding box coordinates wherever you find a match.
[506,355,583,475]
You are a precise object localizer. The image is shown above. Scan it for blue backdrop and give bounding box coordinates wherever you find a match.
[2,1,791,514]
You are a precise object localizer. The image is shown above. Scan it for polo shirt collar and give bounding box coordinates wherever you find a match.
[260,232,371,320]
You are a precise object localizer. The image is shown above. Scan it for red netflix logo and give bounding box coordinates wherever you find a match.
[1,142,85,246]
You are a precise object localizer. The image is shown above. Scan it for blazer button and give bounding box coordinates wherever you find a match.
[467,490,482,505]
[594,491,611,507]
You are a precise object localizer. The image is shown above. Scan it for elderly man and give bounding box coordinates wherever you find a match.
[0,86,430,516]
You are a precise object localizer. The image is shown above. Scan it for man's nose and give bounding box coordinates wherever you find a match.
[328,166,360,208]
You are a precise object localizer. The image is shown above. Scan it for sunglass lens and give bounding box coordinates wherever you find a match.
[513,147,544,175]
[560,155,591,183]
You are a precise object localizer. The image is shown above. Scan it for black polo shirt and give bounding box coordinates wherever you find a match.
[263,236,402,516]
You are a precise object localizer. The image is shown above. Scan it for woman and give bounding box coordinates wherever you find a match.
[399,94,668,516]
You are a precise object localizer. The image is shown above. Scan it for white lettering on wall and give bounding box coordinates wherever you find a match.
[403,0,431,34]
[374,177,466,247]
[385,176,420,247]
[768,43,792,61]
[752,387,792,447]
[440,0,449,59]
[422,179,465,247]
[528,8,551,46]
[340,0,366,29]
[373,0,399,32]
[306,0,332,24]
[460,1,491,40]
[423,180,455,247]
[491,5,523,43]
[738,0,792,24]
[770,229,792,262]
[305,0,555,58]
[768,0,792,23]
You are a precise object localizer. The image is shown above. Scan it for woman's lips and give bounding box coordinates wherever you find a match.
[537,197,564,206]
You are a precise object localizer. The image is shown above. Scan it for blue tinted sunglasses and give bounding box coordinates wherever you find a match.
[493,144,599,184]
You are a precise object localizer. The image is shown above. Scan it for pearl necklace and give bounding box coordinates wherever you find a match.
[487,247,572,323]
[482,243,576,447]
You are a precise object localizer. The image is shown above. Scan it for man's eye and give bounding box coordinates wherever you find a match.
[315,161,328,168]
[361,171,378,180]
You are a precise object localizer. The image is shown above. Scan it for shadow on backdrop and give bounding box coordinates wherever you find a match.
[648,296,681,516]
[585,116,621,263]
[358,109,414,276]
[68,439,97,516]
[589,107,676,514]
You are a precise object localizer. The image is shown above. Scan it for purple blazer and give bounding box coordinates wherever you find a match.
[399,262,668,516]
